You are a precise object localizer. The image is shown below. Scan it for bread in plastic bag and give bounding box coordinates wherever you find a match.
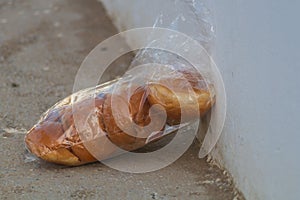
[25,67,215,165]
[25,0,223,166]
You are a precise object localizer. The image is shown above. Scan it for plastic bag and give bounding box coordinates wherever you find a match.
[25,0,225,170]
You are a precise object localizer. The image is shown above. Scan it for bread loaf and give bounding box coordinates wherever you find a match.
[25,70,215,166]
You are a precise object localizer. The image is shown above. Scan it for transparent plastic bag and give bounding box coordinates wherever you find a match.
[25,0,225,168]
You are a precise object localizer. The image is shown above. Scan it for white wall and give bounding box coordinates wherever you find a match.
[212,1,300,200]
[100,1,300,199]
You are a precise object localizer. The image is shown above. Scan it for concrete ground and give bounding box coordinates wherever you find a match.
[0,0,244,199]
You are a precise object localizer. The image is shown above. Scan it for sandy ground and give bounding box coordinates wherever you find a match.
[0,0,243,199]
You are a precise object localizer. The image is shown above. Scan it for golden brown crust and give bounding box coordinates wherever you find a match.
[25,96,106,166]
[70,144,97,163]
[40,148,81,166]
[102,87,152,151]
[25,70,215,166]
[25,87,156,165]
[147,71,215,125]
